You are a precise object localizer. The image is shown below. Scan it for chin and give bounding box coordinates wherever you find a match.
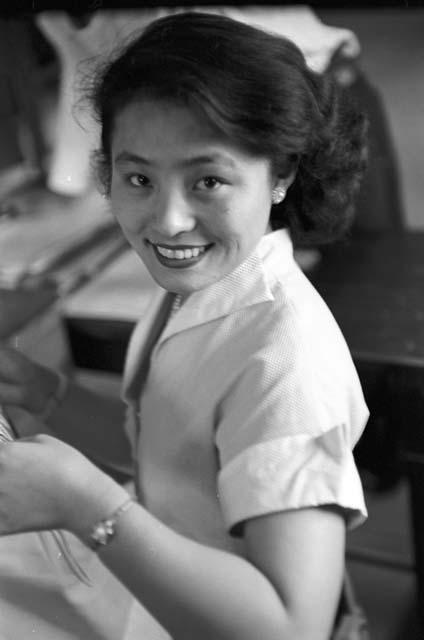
[159,272,221,296]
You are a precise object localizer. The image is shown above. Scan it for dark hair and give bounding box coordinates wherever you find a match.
[89,11,368,246]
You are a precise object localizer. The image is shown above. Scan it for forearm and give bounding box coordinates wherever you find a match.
[49,381,132,476]
[77,503,292,640]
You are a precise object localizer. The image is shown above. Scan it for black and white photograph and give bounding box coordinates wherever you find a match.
[0,2,423,638]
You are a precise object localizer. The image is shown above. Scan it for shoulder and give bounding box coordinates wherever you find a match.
[218,262,368,438]
[239,255,349,372]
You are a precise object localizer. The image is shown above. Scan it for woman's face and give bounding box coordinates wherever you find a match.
[110,98,282,296]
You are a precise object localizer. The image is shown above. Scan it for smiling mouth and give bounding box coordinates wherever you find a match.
[147,241,213,268]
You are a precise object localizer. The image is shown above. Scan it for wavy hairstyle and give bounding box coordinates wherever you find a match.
[89,11,368,246]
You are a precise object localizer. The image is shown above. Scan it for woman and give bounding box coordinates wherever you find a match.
[0,12,369,639]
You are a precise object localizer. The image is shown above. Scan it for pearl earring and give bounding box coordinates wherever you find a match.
[271,187,286,205]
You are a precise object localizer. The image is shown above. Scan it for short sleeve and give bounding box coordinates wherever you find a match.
[215,320,369,534]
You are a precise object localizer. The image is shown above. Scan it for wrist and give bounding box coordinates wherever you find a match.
[69,473,132,544]
[88,497,136,551]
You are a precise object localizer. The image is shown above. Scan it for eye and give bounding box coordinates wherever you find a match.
[195,176,223,191]
[128,174,150,187]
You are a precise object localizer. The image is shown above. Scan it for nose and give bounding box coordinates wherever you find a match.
[150,189,196,237]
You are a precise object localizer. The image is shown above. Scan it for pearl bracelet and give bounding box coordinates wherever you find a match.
[88,498,135,552]
[37,371,69,423]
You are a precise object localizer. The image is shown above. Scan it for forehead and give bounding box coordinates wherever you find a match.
[110,97,273,174]
[112,98,228,152]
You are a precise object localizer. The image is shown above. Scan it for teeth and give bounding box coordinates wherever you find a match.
[155,244,206,260]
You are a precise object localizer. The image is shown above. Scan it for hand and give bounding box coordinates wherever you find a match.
[0,434,128,539]
[0,344,59,415]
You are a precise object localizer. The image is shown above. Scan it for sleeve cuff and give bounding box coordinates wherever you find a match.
[217,429,368,534]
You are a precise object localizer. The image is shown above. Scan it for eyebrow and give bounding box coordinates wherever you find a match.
[114,150,236,169]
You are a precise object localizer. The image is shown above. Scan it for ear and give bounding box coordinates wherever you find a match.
[274,170,296,192]
[270,171,296,206]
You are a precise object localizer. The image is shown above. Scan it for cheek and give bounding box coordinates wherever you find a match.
[111,197,148,235]
[210,206,254,246]
[223,208,269,255]
[205,216,239,248]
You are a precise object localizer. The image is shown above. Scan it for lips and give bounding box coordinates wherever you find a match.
[147,240,212,268]
[155,244,207,260]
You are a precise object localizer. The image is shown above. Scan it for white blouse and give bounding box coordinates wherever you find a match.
[123,229,368,556]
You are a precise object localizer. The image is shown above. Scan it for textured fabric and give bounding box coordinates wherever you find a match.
[0,529,168,640]
[123,229,368,558]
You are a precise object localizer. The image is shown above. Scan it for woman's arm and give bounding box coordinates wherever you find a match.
[0,434,345,640]
[76,492,345,640]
